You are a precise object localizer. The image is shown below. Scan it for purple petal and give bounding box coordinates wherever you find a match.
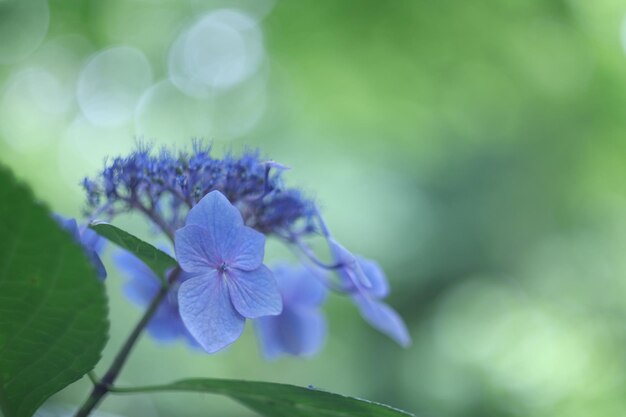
[175,224,221,272]
[255,309,326,359]
[115,250,160,305]
[185,191,244,251]
[53,215,81,241]
[357,257,389,298]
[254,317,282,359]
[87,250,107,280]
[182,327,203,350]
[54,215,107,279]
[273,264,327,307]
[290,273,327,307]
[223,227,265,271]
[227,265,282,318]
[145,295,201,350]
[328,238,371,288]
[116,249,199,348]
[81,227,105,253]
[178,271,245,353]
[354,295,411,347]
[146,302,188,342]
[280,309,326,357]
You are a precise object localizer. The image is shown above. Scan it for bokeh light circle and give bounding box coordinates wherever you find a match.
[77,46,152,127]
[210,73,267,139]
[168,9,264,97]
[58,116,134,192]
[135,80,213,142]
[433,278,592,407]
[0,69,71,153]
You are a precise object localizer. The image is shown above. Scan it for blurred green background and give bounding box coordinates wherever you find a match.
[2,0,626,416]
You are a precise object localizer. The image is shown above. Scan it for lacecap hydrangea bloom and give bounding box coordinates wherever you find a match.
[83,143,410,356]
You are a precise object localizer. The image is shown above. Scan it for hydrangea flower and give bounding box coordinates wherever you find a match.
[255,265,327,359]
[175,191,282,353]
[329,239,411,347]
[83,143,411,354]
[54,215,106,279]
[114,248,198,348]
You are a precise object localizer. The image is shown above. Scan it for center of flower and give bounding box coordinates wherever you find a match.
[218,262,229,273]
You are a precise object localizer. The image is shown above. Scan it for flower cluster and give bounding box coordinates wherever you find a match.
[82,143,317,239]
[83,144,411,357]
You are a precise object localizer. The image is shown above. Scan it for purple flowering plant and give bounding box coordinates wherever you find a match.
[0,143,412,417]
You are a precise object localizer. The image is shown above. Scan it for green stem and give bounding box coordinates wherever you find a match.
[108,383,174,394]
[73,275,174,417]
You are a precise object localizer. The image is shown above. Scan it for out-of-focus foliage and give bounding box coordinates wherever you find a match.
[105,378,414,417]
[2,0,626,416]
[0,167,108,417]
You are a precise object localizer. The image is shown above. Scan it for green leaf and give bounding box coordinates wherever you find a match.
[0,167,109,417]
[89,222,177,283]
[112,379,414,417]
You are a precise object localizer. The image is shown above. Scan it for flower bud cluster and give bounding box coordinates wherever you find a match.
[82,143,317,239]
